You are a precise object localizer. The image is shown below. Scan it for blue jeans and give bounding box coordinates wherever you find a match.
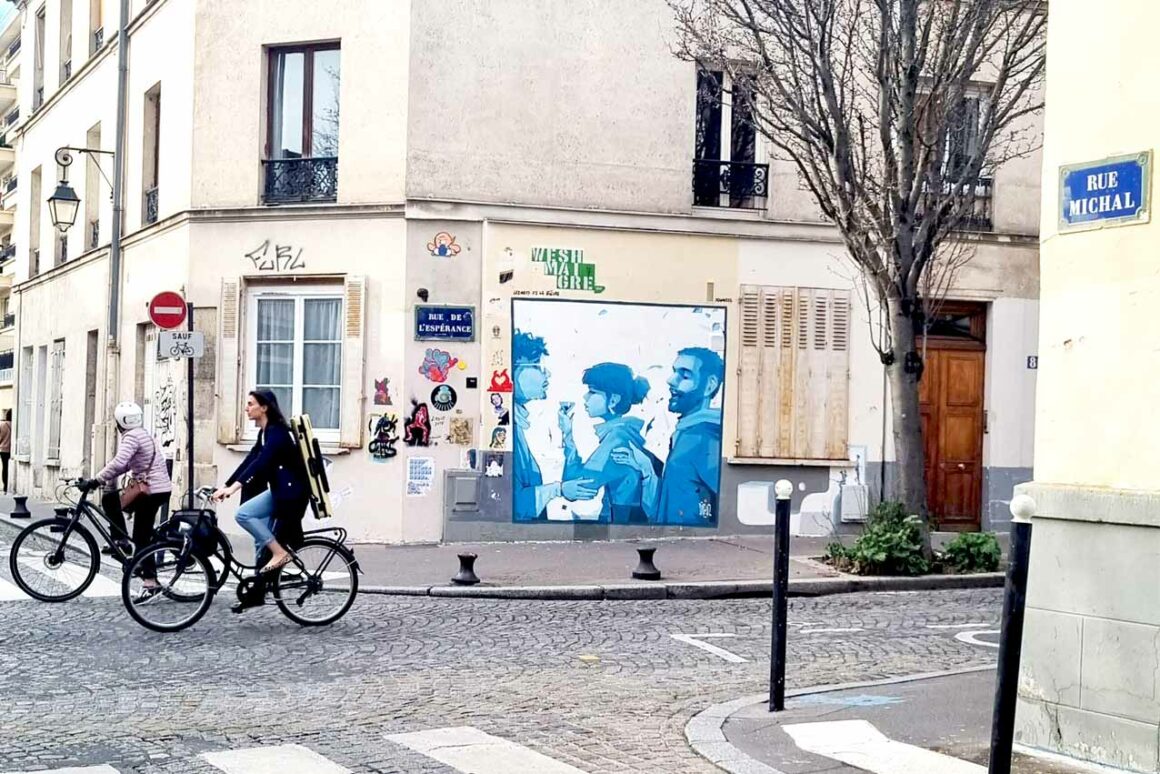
[235,490,277,562]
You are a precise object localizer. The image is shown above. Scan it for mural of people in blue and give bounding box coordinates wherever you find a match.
[656,347,724,525]
[512,330,599,521]
[560,363,663,524]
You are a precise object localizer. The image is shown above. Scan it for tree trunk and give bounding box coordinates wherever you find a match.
[886,300,933,557]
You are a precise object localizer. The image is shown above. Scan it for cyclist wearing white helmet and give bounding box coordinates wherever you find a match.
[82,401,173,599]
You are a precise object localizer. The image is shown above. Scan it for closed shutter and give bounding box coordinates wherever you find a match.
[339,274,366,449]
[217,279,242,444]
[735,285,851,460]
[47,340,65,462]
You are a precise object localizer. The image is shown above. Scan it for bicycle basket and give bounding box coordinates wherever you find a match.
[167,509,220,559]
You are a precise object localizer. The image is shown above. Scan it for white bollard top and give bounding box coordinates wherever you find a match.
[1009,494,1037,524]
[774,479,794,500]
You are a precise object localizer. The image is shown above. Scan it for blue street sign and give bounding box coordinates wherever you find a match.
[1060,152,1151,232]
[415,305,475,342]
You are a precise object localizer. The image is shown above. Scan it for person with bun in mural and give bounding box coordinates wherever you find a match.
[559,362,662,524]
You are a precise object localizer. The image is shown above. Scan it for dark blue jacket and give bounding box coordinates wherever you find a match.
[227,423,309,517]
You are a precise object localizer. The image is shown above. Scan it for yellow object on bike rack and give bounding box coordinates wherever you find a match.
[291,414,333,520]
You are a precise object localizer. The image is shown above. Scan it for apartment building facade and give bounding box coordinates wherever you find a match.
[7,0,1040,544]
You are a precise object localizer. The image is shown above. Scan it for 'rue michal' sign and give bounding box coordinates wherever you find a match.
[1060,152,1151,232]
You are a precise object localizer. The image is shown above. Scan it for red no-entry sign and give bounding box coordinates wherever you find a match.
[149,291,187,330]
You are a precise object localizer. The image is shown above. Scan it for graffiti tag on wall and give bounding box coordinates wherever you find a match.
[510,300,725,527]
[246,240,306,272]
[530,247,604,294]
[155,377,176,458]
[368,414,399,462]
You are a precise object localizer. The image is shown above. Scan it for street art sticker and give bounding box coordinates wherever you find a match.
[246,240,306,272]
[490,426,508,450]
[373,378,393,406]
[427,232,461,257]
[155,376,177,459]
[488,369,513,393]
[511,299,726,526]
[530,247,604,294]
[406,457,435,497]
[484,453,504,478]
[490,393,510,426]
[368,414,399,462]
[431,384,458,412]
[418,348,459,383]
[448,417,473,446]
[403,401,432,446]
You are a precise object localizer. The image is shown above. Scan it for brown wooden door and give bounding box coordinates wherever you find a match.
[918,346,985,531]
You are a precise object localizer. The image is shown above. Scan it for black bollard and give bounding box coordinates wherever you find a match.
[631,547,661,580]
[989,495,1036,774]
[451,552,480,585]
[10,495,30,519]
[770,479,793,712]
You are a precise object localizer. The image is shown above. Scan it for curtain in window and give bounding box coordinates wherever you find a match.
[256,299,294,414]
[303,299,341,429]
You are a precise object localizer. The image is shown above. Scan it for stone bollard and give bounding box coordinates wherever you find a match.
[632,547,661,581]
[451,552,481,586]
[10,495,30,519]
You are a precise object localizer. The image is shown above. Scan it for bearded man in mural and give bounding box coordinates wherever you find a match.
[512,330,600,521]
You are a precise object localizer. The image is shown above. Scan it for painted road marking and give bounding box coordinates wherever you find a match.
[796,693,904,708]
[0,575,28,601]
[387,727,588,774]
[0,766,121,774]
[783,719,985,774]
[670,633,748,663]
[800,627,863,634]
[926,623,992,630]
[15,554,120,598]
[202,744,350,774]
[955,630,1001,649]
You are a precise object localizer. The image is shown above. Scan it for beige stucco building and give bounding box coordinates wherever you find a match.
[1015,3,1160,771]
[7,0,1040,545]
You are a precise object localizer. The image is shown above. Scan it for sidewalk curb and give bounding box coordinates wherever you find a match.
[361,572,1004,601]
[685,665,998,774]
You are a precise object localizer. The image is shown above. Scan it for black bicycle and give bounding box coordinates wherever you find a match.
[7,478,166,602]
[121,488,360,633]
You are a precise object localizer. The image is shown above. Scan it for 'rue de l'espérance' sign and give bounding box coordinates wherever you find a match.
[1060,152,1151,232]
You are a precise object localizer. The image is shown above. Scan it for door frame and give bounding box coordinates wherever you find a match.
[919,301,987,531]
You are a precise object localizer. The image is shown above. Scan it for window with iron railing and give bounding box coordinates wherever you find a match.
[264,43,340,204]
[91,27,104,52]
[89,220,99,249]
[6,38,19,61]
[144,187,158,225]
[692,66,768,210]
[4,108,17,127]
[4,176,16,194]
[62,59,72,82]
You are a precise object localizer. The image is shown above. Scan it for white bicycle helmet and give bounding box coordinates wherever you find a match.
[114,401,144,430]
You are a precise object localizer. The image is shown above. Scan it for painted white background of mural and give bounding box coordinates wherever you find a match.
[513,300,726,521]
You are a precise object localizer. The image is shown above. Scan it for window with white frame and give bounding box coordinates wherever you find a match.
[246,287,343,439]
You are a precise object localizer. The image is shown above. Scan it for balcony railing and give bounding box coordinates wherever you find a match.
[33,86,43,111]
[89,220,100,250]
[6,39,19,61]
[0,244,14,264]
[3,176,15,194]
[57,234,68,265]
[144,186,159,224]
[61,59,72,82]
[263,157,338,204]
[919,176,995,232]
[92,27,104,53]
[5,107,17,127]
[693,159,769,209]
[1,314,14,329]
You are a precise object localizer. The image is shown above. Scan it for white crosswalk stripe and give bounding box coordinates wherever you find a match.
[783,719,985,774]
[0,575,26,601]
[0,766,120,773]
[202,744,350,774]
[387,727,591,774]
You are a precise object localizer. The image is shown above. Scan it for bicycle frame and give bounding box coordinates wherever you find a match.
[52,488,133,567]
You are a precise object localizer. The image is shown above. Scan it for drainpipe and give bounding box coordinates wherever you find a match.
[103,0,129,459]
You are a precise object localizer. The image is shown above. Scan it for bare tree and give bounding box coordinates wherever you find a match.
[670,0,1045,551]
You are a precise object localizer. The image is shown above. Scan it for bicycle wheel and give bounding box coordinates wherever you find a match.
[274,538,358,627]
[9,518,100,602]
[122,542,215,633]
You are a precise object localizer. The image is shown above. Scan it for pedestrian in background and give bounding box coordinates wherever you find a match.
[0,409,11,494]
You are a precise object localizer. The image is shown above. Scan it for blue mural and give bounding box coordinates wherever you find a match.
[511,299,726,526]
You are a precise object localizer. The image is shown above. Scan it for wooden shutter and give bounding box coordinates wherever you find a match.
[216,278,242,444]
[735,285,851,460]
[339,274,366,449]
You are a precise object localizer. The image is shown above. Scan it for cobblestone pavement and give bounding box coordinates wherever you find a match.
[0,589,1000,773]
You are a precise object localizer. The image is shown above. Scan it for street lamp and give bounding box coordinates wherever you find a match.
[47,180,80,233]
[47,146,114,233]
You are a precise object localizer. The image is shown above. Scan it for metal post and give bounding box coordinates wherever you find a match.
[769,479,793,712]
[988,494,1036,774]
[185,303,194,510]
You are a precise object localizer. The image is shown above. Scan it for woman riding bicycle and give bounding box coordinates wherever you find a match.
[212,389,310,612]
[87,401,173,596]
